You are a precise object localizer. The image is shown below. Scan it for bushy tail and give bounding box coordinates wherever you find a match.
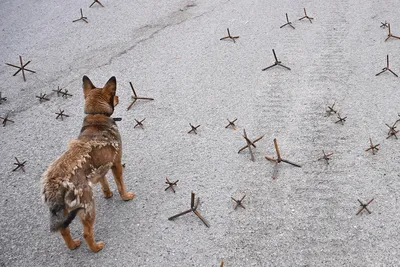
[49,203,82,232]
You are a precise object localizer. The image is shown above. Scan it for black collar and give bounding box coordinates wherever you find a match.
[84,112,122,121]
[85,112,112,117]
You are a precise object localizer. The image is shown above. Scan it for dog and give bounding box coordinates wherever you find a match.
[41,76,134,252]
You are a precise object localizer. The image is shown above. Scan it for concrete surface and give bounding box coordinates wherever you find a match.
[1,0,400,266]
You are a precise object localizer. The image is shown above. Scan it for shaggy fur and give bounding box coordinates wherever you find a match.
[41,76,134,252]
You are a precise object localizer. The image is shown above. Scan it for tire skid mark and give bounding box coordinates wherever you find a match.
[288,0,356,257]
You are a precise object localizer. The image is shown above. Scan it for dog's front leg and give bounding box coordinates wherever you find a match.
[99,176,113,198]
[111,160,134,201]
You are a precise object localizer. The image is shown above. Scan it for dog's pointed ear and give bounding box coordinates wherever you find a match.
[103,76,116,97]
[83,76,95,97]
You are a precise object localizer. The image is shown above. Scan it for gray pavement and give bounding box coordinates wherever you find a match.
[1,0,400,266]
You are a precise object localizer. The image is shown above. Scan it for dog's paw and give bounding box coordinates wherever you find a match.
[121,192,135,201]
[68,239,81,250]
[103,190,113,199]
[91,241,104,252]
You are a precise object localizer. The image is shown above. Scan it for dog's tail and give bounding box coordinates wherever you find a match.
[49,203,82,232]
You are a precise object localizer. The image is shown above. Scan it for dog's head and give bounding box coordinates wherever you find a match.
[82,76,119,116]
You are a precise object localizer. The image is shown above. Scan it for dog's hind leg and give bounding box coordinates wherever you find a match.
[60,208,81,249]
[60,227,81,249]
[79,207,104,252]
[99,176,113,198]
[111,159,134,201]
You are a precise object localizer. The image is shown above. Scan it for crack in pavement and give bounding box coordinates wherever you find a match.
[1,0,232,118]
[94,0,232,69]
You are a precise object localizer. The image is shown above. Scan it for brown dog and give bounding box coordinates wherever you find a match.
[41,76,134,252]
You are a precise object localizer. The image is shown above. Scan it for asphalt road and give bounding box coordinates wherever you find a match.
[1,0,399,266]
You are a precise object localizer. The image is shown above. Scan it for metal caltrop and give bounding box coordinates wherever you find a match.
[168,192,210,227]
